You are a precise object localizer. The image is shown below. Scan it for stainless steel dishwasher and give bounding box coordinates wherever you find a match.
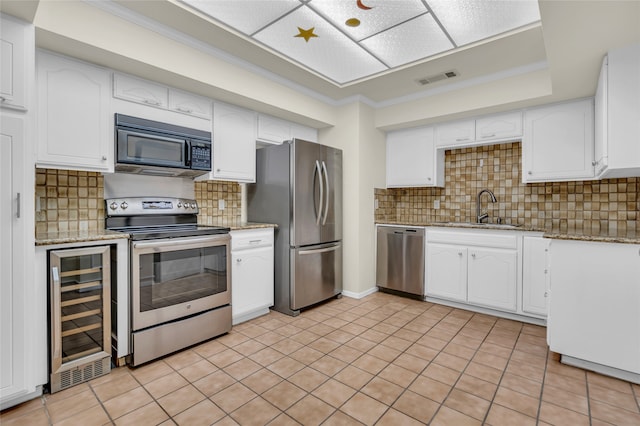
[376,226,425,297]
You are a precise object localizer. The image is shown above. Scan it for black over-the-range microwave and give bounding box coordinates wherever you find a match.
[114,113,212,178]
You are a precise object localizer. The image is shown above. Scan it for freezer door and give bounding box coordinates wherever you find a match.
[291,242,342,311]
[291,140,342,246]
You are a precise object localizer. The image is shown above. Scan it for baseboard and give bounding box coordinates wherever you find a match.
[341,286,378,300]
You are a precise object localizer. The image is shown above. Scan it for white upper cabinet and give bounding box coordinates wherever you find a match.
[595,43,640,178]
[113,73,168,108]
[522,98,595,183]
[476,111,523,142]
[435,111,523,148]
[257,114,317,145]
[207,102,257,183]
[37,50,113,172]
[435,119,475,147]
[168,89,211,119]
[386,126,444,187]
[0,14,33,111]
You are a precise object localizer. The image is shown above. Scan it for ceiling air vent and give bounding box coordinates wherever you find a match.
[416,70,458,86]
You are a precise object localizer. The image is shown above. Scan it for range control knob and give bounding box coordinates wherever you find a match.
[109,202,118,210]
[190,203,197,209]
[177,202,182,208]
[183,202,189,209]
[120,201,128,210]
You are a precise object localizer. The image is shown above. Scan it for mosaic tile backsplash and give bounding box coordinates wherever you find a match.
[35,168,105,234]
[375,142,639,234]
[195,181,242,226]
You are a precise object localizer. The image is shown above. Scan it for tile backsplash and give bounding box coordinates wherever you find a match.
[35,168,105,234]
[375,142,639,234]
[194,181,242,226]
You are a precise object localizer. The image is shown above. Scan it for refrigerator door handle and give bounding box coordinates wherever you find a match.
[298,245,339,255]
[315,160,324,225]
[321,161,329,225]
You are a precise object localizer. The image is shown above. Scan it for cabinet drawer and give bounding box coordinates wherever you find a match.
[113,73,168,108]
[231,229,274,251]
[427,230,518,249]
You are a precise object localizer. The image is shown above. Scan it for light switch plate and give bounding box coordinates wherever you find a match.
[218,199,225,210]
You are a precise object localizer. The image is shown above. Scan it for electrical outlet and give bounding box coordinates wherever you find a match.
[434,200,440,209]
[374,198,379,209]
[218,199,225,210]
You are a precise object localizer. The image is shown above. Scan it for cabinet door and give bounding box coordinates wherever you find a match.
[291,123,318,143]
[169,89,211,120]
[113,73,168,108]
[387,126,441,187]
[476,111,523,142]
[212,102,256,182]
[435,119,475,147]
[522,236,549,317]
[257,114,291,144]
[37,51,112,172]
[425,244,467,302]
[231,246,274,323]
[1,115,27,404]
[1,14,32,110]
[467,247,517,311]
[522,98,595,182]
[594,57,608,176]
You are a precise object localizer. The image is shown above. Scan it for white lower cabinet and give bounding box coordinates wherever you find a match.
[425,228,544,320]
[230,228,274,325]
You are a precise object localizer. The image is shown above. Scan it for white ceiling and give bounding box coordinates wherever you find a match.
[178,0,541,85]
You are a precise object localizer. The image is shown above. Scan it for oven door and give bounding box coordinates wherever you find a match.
[131,234,230,331]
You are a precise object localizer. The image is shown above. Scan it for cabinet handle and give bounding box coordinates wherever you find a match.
[236,258,242,263]
[528,171,532,175]
[101,155,107,161]
[16,193,21,218]
[0,96,6,102]
[176,107,194,113]
[544,291,548,297]
[143,99,161,105]
[591,160,597,166]
[455,137,469,142]
[482,133,496,138]
[458,252,463,256]
[427,177,432,181]
[471,253,476,258]
[249,240,262,244]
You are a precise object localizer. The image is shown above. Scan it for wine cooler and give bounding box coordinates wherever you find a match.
[49,246,111,393]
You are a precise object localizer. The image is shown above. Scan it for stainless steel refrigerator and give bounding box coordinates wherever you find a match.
[248,139,342,316]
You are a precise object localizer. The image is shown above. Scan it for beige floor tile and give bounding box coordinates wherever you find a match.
[542,383,589,415]
[104,386,154,420]
[392,390,439,423]
[377,364,418,388]
[431,406,482,426]
[485,403,537,426]
[274,324,303,338]
[232,339,267,356]
[499,372,542,398]
[266,356,305,379]
[325,330,356,345]
[113,401,169,426]
[266,413,301,426]
[376,408,424,426]
[235,325,269,339]
[210,383,257,413]
[392,353,430,374]
[329,345,364,364]
[340,392,388,425]
[165,349,204,371]
[344,336,377,352]
[223,358,262,381]
[333,365,373,390]
[444,342,477,360]
[54,403,110,426]
[262,381,307,411]
[589,399,640,425]
[288,367,329,392]
[307,323,335,337]
[208,349,245,369]
[322,410,364,426]
[422,363,461,386]
[193,340,229,358]
[308,337,341,354]
[351,354,388,375]
[157,384,205,417]
[217,331,251,348]
[444,389,491,420]
[433,351,469,372]
[249,347,285,367]
[588,371,635,394]
[144,372,189,399]
[286,394,335,426]
[544,371,588,397]
[129,360,174,385]
[241,368,283,394]
[177,359,218,383]
[0,398,45,422]
[454,374,498,401]
[43,383,90,405]
[310,355,348,377]
[360,376,403,405]
[589,382,639,411]
[172,399,224,426]
[193,370,236,397]
[408,376,451,404]
[212,415,239,425]
[465,361,503,384]
[270,338,304,355]
[46,388,100,423]
[229,396,281,426]
[380,336,412,352]
[288,346,324,365]
[0,407,49,426]
[538,401,590,426]
[493,386,539,418]
[312,378,357,408]
[478,341,513,359]
[371,322,399,335]
[366,345,401,363]
[405,342,439,362]
[472,350,509,371]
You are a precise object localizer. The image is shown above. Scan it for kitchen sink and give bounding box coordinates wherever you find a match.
[432,221,523,229]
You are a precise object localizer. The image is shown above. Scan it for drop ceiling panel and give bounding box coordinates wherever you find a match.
[309,0,427,41]
[362,14,454,68]
[253,6,387,84]
[427,0,541,46]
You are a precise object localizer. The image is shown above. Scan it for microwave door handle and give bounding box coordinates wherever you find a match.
[185,141,191,167]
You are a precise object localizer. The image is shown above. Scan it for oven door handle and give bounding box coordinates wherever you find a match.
[132,235,229,252]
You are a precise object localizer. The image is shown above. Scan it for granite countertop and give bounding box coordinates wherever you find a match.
[36,229,130,246]
[203,221,278,231]
[376,221,640,244]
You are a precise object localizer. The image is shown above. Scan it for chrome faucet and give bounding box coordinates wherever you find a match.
[476,189,497,223]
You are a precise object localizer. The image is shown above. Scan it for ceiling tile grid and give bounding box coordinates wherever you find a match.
[179,0,541,85]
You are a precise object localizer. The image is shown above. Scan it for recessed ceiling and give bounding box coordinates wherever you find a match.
[179,0,541,85]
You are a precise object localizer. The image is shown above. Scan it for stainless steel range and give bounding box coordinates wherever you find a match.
[106,197,231,366]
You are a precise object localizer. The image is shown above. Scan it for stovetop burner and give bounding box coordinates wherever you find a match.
[105,197,230,240]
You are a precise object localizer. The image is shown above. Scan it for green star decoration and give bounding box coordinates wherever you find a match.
[295,27,318,42]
